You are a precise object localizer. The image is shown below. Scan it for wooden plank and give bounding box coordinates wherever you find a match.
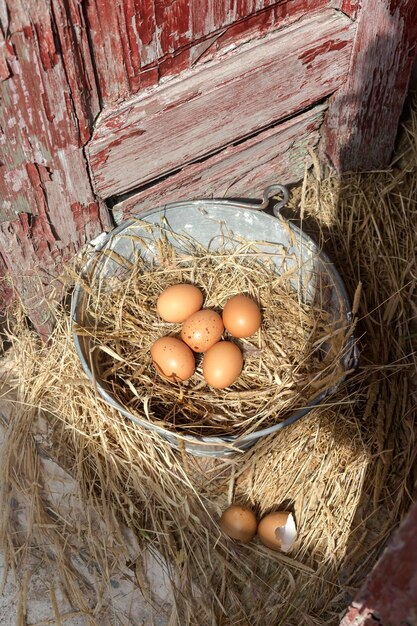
[83,0,133,103]
[0,0,111,336]
[87,10,354,199]
[111,104,327,224]
[321,0,417,171]
[340,501,417,626]
[81,1,336,101]
[189,0,338,66]
[51,0,101,143]
[339,0,360,19]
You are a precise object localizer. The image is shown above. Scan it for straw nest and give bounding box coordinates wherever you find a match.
[73,224,352,437]
[0,93,416,625]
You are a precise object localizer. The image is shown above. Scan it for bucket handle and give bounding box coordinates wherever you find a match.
[220,184,289,217]
[236,184,290,218]
[258,184,290,218]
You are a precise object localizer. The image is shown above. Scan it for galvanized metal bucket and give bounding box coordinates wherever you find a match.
[71,185,358,457]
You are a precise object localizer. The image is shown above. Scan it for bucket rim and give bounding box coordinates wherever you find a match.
[71,196,358,451]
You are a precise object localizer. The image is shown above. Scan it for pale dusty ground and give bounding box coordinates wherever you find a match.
[0,357,171,626]
[0,552,90,626]
[0,548,170,626]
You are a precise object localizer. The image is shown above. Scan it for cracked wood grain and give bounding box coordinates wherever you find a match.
[87,9,355,199]
[322,0,417,170]
[0,0,111,336]
[340,501,417,626]
[82,0,337,102]
[111,103,328,223]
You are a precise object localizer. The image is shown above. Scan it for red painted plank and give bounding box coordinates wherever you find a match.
[340,501,417,626]
[191,0,231,40]
[340,0,360,19]
[111,104,327,223]
[83,0,131,102]
[118,0,155,93]
[161,1,336,80]
[194,0,339,64]
[51,0,100,144]
[321,0,417,171]
[81,1,337,104]
[88,10,354,199]
[0,27,13,80]
[155,0,190,54]
[0,0,111,333]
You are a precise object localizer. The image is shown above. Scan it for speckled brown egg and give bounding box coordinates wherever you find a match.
[150,336,195,382]
[203,341,243,389]
[222,294,261,338]
[157,283,203,323]
[257,511,297,552]
[220,505,258,544]
[181,309,224,352]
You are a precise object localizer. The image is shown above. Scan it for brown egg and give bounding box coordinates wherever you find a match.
[181,309,224,352]
[203,341,243,389]
[150,336,195,381]
[220,505,258,544]
[222,294,261,338]
[257,511,297,552]
[157,284,203,323]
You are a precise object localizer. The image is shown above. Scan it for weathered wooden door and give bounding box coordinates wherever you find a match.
[1,0,417,334]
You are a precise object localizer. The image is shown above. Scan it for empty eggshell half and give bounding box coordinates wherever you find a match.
[257,511,297,552]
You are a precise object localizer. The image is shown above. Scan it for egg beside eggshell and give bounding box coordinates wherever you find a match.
[157,283,203,323]
[150,336,195,382]
[220,505,258,544]
[203,341,243,389]
[181,309,224,352]
[257,511,297,552]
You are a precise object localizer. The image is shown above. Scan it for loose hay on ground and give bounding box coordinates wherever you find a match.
[0,95,416,625]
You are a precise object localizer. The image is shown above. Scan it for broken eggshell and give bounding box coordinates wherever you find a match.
[257,511,297,552]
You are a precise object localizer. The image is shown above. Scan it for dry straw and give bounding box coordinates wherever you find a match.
[1,93,417,625]
[74,226,350,437]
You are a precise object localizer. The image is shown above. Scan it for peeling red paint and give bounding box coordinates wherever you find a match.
[155,0,190,54]
[0,1,111,333]
[22,25,33,39]
[79,0,338,107]
[87,10,354,198]
[341,502,417,626]
[196,0,333,63]
[322,0,417,171]
[299,39,350,65]
[51,0,101,144]
[114,104,327,222]
[341,0,361,19]
[34,19,58,71]
[159,48,191,79]
[140,66,159,88]
[0,30,13,81]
